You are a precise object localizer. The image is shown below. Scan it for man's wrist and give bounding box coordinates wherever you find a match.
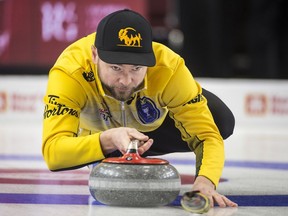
[195,175,216,189]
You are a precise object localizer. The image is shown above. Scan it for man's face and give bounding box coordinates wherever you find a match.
[92,47,147,101]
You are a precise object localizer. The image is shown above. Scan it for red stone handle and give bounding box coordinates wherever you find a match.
[103,140,169,165]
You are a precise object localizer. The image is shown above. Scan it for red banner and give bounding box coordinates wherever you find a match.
[0,0,148,67]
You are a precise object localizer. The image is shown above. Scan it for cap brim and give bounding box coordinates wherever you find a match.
[98,49,156,67]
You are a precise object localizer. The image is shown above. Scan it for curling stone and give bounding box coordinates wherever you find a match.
[89,140,181,207]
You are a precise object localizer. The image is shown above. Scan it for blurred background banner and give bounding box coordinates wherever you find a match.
[1,0,287,78]
[0,76,46,122]
[0,0,288,127]
[1,76,287,129]
[0,0,147,67]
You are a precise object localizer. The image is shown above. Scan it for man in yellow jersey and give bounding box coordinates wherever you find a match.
[42,9,237,208]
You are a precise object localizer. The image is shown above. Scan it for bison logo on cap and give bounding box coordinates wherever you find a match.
[118,27,142,47]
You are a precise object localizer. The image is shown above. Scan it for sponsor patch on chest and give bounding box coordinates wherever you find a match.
[136,96,160,124]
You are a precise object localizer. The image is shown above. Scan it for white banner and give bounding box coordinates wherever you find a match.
[0,75,47,122]
[1,76,288,129]
[198,78,288,129]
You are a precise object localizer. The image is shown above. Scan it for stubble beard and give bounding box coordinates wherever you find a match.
[101,81,144,101]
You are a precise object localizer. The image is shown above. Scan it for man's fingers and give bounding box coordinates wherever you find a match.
[224,198,238,207]
[127,129,149,142]
[138,139,153,155]
[208,195,214,208]
[214,195,226,208]
[213,194,238,208]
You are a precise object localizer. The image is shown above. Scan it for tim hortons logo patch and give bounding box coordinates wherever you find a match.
[44,95,79,119]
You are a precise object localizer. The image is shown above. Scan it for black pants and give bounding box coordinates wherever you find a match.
[143,88,235,156]
[108,88,235,158]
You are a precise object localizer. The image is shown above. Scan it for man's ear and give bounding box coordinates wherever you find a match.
[91,45,98,63]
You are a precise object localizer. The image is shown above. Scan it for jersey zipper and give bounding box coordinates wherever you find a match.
[120,101,127,127]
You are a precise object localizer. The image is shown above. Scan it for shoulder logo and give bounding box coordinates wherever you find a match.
[136,96,160,124]
[82,70,95,82]
[118,27,142,47]
[183,94,204,106]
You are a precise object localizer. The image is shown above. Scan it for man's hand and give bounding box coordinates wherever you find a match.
[99,127,153,155]
[192,176,238,208]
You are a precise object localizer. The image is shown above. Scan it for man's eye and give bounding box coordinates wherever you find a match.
[132,66,142,71]
[111,66,121,71]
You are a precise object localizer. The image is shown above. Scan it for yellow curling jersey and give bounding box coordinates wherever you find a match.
[42,33,224,187]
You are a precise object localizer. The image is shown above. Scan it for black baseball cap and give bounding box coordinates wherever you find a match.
[95,9,156,67]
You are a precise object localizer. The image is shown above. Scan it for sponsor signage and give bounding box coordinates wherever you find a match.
[0,0,147,66]
[0,77,287,128]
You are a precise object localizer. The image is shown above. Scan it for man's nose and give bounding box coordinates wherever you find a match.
[119,72,132,86]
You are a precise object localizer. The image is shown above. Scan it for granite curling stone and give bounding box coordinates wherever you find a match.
[89,140,181,207]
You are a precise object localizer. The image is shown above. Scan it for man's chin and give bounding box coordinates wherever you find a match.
[110,87,135,101]
[113,93,132,101]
